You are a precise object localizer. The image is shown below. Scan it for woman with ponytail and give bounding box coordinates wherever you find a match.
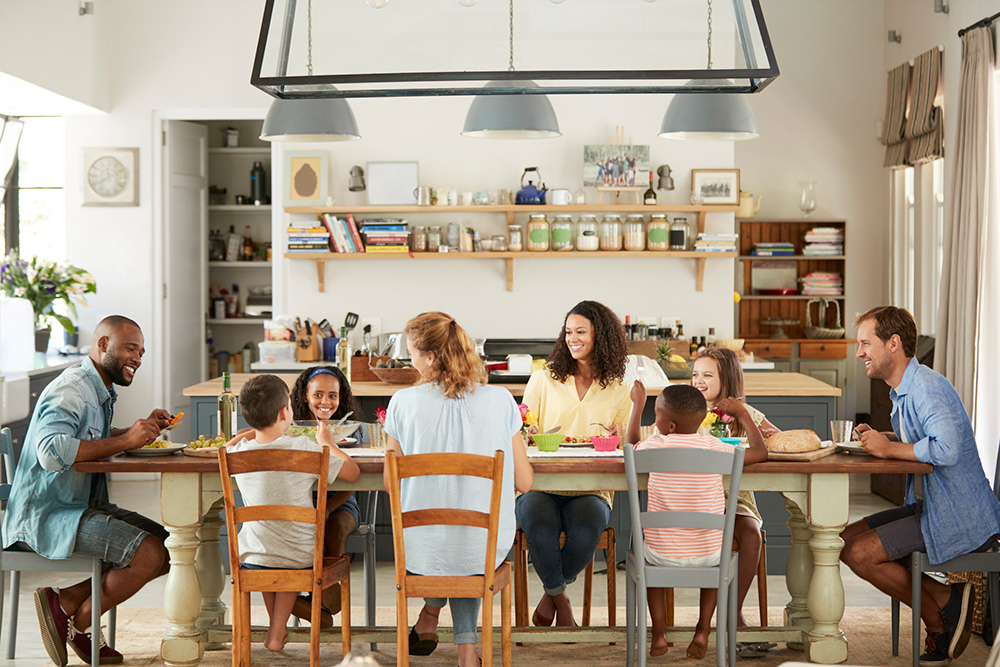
[382,312,534,667]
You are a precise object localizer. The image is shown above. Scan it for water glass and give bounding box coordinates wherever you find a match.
[830,419,854,445]
[368,422,387,452]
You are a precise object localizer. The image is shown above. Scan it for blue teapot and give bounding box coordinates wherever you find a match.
[516,167,546,205]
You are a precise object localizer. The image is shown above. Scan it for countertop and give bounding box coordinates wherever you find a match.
[251,358,777,372]
[184,371,840,398]
[1,353,87,379]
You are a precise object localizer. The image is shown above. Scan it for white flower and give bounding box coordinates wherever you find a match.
[80,272,95,284]
[14,287,25,297]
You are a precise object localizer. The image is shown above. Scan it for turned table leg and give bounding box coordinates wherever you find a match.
[782,492,813,651]
[804,473,849,664]
[160,473,207,667]
[195,498,227,650]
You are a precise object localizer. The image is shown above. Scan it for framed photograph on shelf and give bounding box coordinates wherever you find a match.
[285,151,329,206]
[366,161,419,205]
[582,144,650,187]
[691,169,740,205]
[82,147,138,206]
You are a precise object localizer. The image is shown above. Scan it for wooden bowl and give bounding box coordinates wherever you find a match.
[715,338,745,352]
[371,367,421,385]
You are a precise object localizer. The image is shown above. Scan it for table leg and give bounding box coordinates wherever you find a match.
[160,473,207,667]
[195,498,227,650]
[804,473,849,664]
[781,492,812,651]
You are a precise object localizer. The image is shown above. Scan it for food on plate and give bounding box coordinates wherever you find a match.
[287,425,319,439]
[562,436,588,444]
[765,429,822,453]
[188,435,227,449]
[143,440,171,449]
[374,358,414,369]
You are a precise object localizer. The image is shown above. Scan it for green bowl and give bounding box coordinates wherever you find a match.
[533,433,565,452]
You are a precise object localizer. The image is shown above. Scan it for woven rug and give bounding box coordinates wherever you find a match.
[50,605,992,666]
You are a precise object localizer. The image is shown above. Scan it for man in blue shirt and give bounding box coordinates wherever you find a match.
[3,316,173,666]
[840,306,1000,667]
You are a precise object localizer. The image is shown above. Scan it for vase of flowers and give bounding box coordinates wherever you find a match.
[702,408,735,439]
[0,250,96,350]
[518,403,537,439]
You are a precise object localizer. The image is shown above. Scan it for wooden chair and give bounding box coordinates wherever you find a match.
[385,449,511,667]
[513,527,616,629]
[0,426,115,667]
[219,444,351,667]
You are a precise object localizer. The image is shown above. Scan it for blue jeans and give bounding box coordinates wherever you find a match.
[425,598,481,645]
[514,491,610,596]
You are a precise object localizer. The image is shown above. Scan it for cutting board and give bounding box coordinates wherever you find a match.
[182,446,221,458]
[766,443,837,461]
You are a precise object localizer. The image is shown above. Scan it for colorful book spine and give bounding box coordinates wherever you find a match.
[345,214,365,252]
[364,245,411,254]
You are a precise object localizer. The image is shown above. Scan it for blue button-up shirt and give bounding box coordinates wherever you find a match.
[2,358,115,559]
[892,357,1000,564]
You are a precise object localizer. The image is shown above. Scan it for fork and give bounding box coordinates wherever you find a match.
[637,357,646,373]
[590,422,613,433]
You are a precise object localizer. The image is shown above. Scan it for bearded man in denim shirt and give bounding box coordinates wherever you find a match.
[840,306,1000,667]
[3,316,173,666]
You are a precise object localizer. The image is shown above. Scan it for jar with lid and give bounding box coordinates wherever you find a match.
[411,225,427,252]
[647,213,669,250]
[491,235,507,252]
[599,214,623,251]
[624,214,646,251]
[427,225,442,252]
[576,214,599,251]
[670,216,691,251]
[527,214,550,252]
[551,214,574,251]
[507,224,524,252]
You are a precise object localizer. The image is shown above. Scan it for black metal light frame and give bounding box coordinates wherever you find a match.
[251,0,779,99]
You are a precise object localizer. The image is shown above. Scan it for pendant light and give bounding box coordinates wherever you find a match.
[659,0,759,141]
[461,0,560,139]
[260,0,360,142]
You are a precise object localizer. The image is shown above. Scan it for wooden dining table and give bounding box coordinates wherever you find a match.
[77,450,930,667]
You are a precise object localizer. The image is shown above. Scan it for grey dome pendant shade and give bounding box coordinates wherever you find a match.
[659,80,759,141]
[260,96,361,142]
[462,79,561,139]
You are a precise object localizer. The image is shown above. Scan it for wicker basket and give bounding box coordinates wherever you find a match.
[803,298,845,339]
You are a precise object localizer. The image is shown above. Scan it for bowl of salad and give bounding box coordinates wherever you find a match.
[287,420,363,443]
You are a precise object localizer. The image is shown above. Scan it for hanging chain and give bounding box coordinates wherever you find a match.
[508,0,515,72]
[706,0,713,69]
[307,0,313,76]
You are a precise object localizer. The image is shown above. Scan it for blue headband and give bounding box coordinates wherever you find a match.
[307,368,338,382]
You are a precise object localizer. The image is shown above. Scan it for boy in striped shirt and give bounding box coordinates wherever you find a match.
[627,382,768,659]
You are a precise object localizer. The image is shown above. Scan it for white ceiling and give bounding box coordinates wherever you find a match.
[0,70,103,117]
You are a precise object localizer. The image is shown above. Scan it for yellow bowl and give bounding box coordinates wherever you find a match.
[715,338,745,352]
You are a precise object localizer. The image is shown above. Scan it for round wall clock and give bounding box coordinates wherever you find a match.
[82,147,138,206]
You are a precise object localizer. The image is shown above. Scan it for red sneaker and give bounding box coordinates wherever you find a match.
[33,587,69,667]
[67,623,123,665]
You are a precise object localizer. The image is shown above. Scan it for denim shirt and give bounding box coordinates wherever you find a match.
[892,357,1000,564]
[2,358,116,559]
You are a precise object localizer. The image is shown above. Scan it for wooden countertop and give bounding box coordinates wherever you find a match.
[183,372,840,398]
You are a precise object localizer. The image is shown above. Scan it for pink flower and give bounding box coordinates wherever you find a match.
[375,406,387,425]
[518,403,529,418]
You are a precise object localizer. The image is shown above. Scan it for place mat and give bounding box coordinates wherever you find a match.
[527,447,622,458]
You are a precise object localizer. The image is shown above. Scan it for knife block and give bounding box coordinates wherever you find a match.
[296,329,321,362]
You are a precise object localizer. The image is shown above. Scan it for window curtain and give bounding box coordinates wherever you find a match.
[934,26,998,477]
[881,47,945,168]
[882,62,911,168]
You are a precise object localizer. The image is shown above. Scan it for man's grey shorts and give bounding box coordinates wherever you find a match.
[72,503,168,569]
[864,501,926,561]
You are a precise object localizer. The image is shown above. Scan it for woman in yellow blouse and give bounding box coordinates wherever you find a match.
[517,300,631,627]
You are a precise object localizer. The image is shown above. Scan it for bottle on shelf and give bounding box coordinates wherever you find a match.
[337,326,352,382]
[698,336,707,353]
[643,172,657,205]
[217,372,238,440]
[670,217,691,251]
[250,161,267,205]
[675,321,686,341]
[624,315,632,340]
[636,321,648,340]
[689,337,699,357]
[243,225,254,261]
[707,328,717,347]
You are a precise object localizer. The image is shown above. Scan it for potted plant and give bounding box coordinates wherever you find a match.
[655,342,692,379]
[0,250,96,352]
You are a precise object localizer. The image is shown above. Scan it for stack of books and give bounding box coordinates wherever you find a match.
[751,242,795,257]
[801,272,843,296]
[803,227,844,256]
[694,233,738,253]
[360,219,410,254]
[321,214,364,253]
[286,225,332,254]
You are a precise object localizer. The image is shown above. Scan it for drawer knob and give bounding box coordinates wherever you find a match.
[765,346,771,351]
[821,345,826,351]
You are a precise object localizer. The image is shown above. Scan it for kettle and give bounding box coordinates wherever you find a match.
[516,167,547,205]
[736,191,763,218]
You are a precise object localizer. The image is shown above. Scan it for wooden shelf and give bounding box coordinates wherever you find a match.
[740,295,844,300]
[208,261,272,268]
[207,318,268,325]
[287,204,737,215]
[739,255,845,261]
[209,205,271,211]
[208,147,271,154]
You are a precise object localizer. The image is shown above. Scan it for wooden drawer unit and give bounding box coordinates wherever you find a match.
[799,341,848,359]
[746,341,792,358]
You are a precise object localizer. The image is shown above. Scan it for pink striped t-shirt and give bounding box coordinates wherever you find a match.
[635,433,735,560]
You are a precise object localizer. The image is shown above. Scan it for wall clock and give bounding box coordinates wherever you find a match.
[82,147,138,206]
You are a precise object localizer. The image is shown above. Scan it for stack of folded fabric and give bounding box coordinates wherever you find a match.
[803,227,844,256]
[801,272,843,296]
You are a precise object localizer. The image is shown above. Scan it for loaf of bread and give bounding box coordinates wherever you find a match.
[765,429,822,453]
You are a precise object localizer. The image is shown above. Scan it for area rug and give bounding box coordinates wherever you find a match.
[46,606,992,666]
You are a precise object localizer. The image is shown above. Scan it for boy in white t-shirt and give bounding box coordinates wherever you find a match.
[228,374,361,651]
[626,382,767,660]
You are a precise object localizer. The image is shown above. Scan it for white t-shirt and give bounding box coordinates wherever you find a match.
[229,434,345,569]
[384,382,522,576]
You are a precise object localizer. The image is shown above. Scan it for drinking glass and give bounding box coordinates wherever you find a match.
[368,422,387,452]
[799,180,817,217]
[830,419,854,445]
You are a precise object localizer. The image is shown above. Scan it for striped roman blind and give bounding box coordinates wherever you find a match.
[882,62,911,168]
[905,47,944,165]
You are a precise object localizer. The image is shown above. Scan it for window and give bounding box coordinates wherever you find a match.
[2,116,65,261]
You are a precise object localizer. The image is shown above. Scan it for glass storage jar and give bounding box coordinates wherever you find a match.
[647,213,669,250]
[670,217,691,251]
[599,214,623,251]
[624,214,646,251]
[411,225,427,252]
[427,225,442,252]
[507,224,524,252]
[576,214,599,251]
[527,214,550,252]
[551,214,574,251]
[491,235,507,252]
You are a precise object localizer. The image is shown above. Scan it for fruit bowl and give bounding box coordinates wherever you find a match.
[590,435,621,452]
[371,367,421,385]
[715,338,745,352]
[532,433,565,452]
[659,359,693,379]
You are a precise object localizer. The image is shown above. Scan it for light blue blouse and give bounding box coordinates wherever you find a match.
[384,382,522,576]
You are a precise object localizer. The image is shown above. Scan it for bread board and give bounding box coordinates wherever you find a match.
[182,446,221,458]
[766,443,837,462]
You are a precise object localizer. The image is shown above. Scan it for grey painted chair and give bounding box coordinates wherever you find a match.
[891,440,1000,667]
[624,442,744,667]
[0,426,116,667]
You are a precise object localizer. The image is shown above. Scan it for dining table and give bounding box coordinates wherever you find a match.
[77,448,931,667]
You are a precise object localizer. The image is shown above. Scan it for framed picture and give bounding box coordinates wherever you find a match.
[583,145,650,187]
[691,169,740,205]
[82,147,138,206]
[366,161,419,205]
[285,151,329,206]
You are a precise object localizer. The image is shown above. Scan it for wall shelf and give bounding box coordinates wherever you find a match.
[208,147,271,155]
[208,261,272,268]
[207,318,268,325]
[209,205,271,212]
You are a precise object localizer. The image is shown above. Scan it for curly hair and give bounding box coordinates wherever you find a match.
[405,311,486,399]
[290,366,364,422]
[545,300,627,389]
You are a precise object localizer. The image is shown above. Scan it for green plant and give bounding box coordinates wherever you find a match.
[655,342,674,365]
[0,250,96,333]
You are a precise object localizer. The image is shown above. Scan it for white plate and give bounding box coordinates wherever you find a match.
[125,444,186,457]
[836,441,871,456]
[337,437,357,446]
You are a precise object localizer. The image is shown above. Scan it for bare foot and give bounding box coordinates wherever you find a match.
[263,629,288,652]
[650,632,669,657]
[686,629,709,660]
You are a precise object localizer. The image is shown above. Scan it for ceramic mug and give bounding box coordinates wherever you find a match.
[461,191,473,206]
[414,186,432,205]
[548,189,572,205]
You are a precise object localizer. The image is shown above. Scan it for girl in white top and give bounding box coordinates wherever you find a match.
[383,312,534,667]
